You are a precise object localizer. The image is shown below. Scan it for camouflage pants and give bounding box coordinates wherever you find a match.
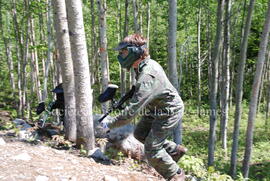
[134,112,182,179]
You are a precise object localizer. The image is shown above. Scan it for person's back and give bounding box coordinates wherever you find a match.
[135,58,184,121]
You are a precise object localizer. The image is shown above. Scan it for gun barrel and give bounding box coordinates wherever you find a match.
[98,109,113,122]
[115,85,135,109]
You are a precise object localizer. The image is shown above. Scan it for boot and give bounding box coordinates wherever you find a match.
[169,169,185,181]
[170,145,188,163]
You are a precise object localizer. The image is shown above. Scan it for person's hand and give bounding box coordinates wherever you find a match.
[99,117,111,133]
[100,121,109,129]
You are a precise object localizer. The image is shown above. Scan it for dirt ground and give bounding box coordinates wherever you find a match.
[0,111,164,181]
[0,136,164,181]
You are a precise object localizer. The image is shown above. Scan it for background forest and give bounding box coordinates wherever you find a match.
[0,0,270,180]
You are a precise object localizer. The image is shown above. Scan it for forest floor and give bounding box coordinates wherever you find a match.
[0,110,164,181]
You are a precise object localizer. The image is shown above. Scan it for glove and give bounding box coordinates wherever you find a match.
[100,121,109,129]
[99,117,111,133]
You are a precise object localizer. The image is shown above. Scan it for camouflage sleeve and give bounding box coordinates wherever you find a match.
[108,74,155,129]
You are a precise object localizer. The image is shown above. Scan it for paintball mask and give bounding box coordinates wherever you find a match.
[114,42,146,69]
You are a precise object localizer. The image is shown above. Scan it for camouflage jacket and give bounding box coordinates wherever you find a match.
[108,58,184,129]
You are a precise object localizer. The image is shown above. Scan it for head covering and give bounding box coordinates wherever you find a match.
[113,42,131,51]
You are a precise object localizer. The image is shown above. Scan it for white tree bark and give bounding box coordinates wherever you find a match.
[168,0,181,144]
[22,0,31,119]
[97,0,110,113]
[11,0,23,117]
[242,1,270,178]
[197,2,201,117]
[130,0,138,86]
[257,61,268,112]
[42,0,53,101]
[168,0,179,91]
[116,0,127,96]
[207,0,212,103]
[123,0,129,37]
[220,0,231,153]
[132,0,140,33]
[3,39,15,91]
[37,0,46,79]
[90,0,98,85]
[146,2,151,49]
[0,5,15,92]
[120,0,129,96]
[65,0,95,151]
[265,51,270,129]
[139,0,143,34]
[230,0,255,177]
[30,18,42,102]
[208,0,224,167]
[55,57,62,85]
[53,0,77,142]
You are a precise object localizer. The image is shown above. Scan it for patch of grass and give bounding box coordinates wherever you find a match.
[249,161,270,181]
[181,101,270,180]
[0,121,15,130]
[105,147,125,161]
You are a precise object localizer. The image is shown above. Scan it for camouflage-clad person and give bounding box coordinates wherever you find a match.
[101,34,187,181]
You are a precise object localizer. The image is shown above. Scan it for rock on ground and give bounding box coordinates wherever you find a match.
[0,137,6,145]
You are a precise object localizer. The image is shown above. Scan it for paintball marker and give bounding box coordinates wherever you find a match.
[98,84,136,122]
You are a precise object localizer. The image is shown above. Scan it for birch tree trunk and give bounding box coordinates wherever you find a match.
[30,18,42,102]
[146,2,151,48]
[120,0,129,96]
[168,0,181,144]
[178,42,185,89]
[228,0,247,108]
[138,0,143,34]
[168,0,179,91]
[230,0,255,177]
[42,0,53,101]
[208,0,224,167]
[119,0,129,96]
[90,0,99,85]
[51,58,57,90]
[130,0,138,86]
[53,0,77,142]
[220,0,231,153]
[38,0,46,78]
[257,62,267,112]
[22,0,31,119]
[153,0,158,52]
[265,52,270,130]
[0,10,16,92]
[197,1,201,117]
[97,0,110,113]
[242,2,270,177]
[30,36,37,98]
[12,0,24,117]
[3,39,15,91]
[207,0,212,102]
[117,0,126,96]
[55,56,63,85]
[29,19,36,119]
[132,0,140,33]
[0,5,15,93]
[123,0,129,38]
[65,0,95,151]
